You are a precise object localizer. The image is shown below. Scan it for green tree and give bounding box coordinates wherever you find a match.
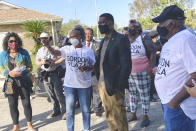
[23,20,48,54]
[60,19,122,40]
[129,0,193,19]
[185,8,196,29]
[60,19,103,39]
[91,25,99,39]
[60,19,81,36]
[129,0,159,19]
[130,0,196,30]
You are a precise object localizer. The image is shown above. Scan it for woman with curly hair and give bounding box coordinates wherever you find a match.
[0,32,35,131]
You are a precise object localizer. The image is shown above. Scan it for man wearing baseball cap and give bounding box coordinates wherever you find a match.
[36,32,66,120]
[153,5,196,131]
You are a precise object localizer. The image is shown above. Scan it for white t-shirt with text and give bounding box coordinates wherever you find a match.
[155,29,196,120]
[130,36,147,59]
[60,45,95,88]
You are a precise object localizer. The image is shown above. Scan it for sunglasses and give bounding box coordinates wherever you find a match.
[9,40,17,43]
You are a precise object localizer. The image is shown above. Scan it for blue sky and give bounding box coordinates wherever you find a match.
[3,0,196,28]
[4,0,132,27]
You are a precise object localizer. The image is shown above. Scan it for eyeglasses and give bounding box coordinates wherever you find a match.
[9,40,17,43]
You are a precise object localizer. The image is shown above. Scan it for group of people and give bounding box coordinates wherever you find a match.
[1,4,196,131]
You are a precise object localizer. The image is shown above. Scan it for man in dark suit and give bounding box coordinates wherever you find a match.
[95,13,131,131]
[85,28,99,50]
[85,28,103,117]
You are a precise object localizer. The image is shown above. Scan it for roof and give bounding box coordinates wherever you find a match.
[0,1,23,9]
[0,8,62,25]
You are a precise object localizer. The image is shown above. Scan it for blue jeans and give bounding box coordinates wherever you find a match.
[64,86,92,131]
[162,104,195,131]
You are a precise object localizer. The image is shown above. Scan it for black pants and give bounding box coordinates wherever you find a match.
[8,87,32,125]
[91,75,102,113]
[150,76,157,98]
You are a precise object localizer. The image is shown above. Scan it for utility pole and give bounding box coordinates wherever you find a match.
[168,0,170,5]
[51,19,56,46]
[75,8,77,20]
[94,0,99,39]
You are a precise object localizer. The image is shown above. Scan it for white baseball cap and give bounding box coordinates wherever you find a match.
[40,32,49,38]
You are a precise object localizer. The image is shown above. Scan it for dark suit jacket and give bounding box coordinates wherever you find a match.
[91,39,99,53]
[95,30,131,96]
[85,39,99,87]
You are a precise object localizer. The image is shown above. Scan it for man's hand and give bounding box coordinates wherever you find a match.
[50,60,56,67]
[185,79,196,98]
[156,51,161,55]
[168,100,180,109]
[9,71,22,77]
[152,67,157,75]
[167,73,196,110]
[168,85,190,109]
[41,59,46,65]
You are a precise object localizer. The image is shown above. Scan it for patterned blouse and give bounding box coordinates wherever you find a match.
[0,49,33,96]
[0,49,32,78]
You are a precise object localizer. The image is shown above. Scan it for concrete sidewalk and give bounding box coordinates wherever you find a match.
[0,97,164,131]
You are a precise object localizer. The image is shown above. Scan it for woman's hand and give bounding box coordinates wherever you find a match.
[152,67,157,75]
[185,79,196,98]
[78,66,85,72]
[9,71,22,77]
[50,60,56,67]
[78,66,93,72]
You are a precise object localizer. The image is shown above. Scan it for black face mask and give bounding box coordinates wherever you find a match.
[160,36,168,44]
[98,25,110,34]
[157,26,169,38]
[41,39,49,46]
[128,29,137,36]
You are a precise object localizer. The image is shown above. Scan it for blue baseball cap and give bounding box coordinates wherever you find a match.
[152,5,186,23]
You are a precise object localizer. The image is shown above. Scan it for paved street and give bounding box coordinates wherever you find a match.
[0,96,165,131]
